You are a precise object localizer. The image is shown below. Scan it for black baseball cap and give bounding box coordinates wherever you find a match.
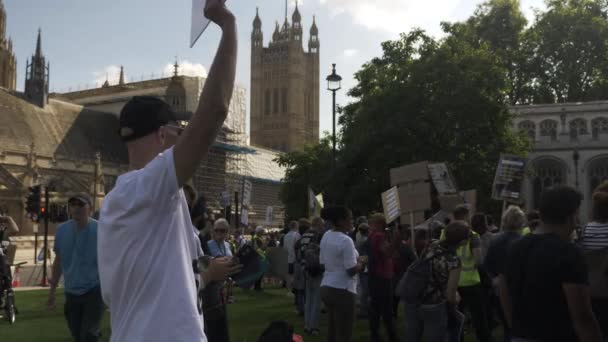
[119,96,179,142]
[68,193,92,206]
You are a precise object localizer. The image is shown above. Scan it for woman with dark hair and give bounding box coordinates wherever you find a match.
[404,221,469,342]
[319,206,367,342]
[579,181,608,338]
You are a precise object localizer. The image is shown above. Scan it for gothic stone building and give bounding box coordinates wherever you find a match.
[513,101,608,220]
[250,4,320,152]
[0,0,16,90]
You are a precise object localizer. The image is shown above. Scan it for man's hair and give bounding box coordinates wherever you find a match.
[453,205,470,220]
[369,213,386,226]
[471,212,488,235]
[288,220,299,231]
[444,220,470,246]
[214,218,230,230]
[321,206,351,227]
[311,217,324,227]
[539,186,582,225]
[501,206,526,231]
[592,182,608,223]
[486,214,495,226]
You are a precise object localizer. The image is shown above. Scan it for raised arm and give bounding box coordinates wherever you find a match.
[174,0,238,187]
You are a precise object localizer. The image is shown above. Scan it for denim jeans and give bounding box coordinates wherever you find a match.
[304,275,322,330]
[404,302,448,342]
[64,288,105,342]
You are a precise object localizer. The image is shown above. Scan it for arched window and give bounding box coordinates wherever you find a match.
[281,88,288,113]
[569,118,587,140]
[532,158,566,209]
[589,158,608,195]
[540,120,558,141]
[518,120,536,141]
[265,89,271,116]
[592,118,608,139]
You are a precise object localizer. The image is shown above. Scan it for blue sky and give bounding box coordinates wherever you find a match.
[4,0,544,135]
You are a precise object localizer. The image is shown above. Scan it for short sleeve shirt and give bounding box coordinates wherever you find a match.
[484,231,521,277]
[283,231,301,264]
[421,242,461,304]
[505,233,588,342]
[320,230,359,294]
[369,230,394,279]
[53,219,100,295]
[98,147,206,342]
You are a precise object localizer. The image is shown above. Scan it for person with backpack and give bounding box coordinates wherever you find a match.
[298,217,325,336]
[401,221,468,342]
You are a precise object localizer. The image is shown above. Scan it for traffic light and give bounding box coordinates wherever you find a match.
[25,185,41,221]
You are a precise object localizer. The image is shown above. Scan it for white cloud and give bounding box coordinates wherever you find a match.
[163,60,208,78]
[343,49,358,57]
[93,65,123,87]
[318,0,545,36]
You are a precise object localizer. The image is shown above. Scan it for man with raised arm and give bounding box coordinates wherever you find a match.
[97,1,240,341]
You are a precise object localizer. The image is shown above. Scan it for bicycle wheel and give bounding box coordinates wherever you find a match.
[5,291,15,324]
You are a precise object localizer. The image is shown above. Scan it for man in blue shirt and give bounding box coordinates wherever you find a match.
[47,193,104,342]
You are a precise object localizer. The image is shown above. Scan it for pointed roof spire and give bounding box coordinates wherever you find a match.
[173,58,179,77]
[253,7,262,28]
[292,0,301,22]
[35,28,42,58]
[273,21,280,41]
[119,66,125,85]
[310,15,318,35]
[102,73,110,88]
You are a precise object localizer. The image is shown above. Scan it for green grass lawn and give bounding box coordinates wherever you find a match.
[0,287,495,341]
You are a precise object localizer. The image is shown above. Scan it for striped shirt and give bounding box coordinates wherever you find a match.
[579,221,608,250]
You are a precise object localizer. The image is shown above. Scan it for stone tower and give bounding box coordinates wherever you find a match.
[165,60,187,113]
[0,0,17,90]
[250,3,320,152]
[25,29,50,108]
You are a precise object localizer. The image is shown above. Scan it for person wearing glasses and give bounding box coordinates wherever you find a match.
[208,219,233,258]
[47,193,105,342]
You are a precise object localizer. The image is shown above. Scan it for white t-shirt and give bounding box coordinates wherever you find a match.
[283,230,301,264]
[98,148,206,342]
[320,230,359,294]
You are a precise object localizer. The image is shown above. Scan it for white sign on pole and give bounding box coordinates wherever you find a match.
[428,163,458,195]
[381,187,402,224]
[242,180,253,207]
[32,223,39,234]
[265,206,274,226]
[241,208,249,227]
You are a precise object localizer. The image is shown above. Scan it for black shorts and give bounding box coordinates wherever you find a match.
[288,263,295,275]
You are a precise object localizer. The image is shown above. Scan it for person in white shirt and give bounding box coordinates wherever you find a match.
[319,206,368,342]
[97,2,241,341]
[283,220,301,276]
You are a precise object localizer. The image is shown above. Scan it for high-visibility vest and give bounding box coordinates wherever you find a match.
[439,230,481,287]
[522,227,531,235]
[457,233,481,287]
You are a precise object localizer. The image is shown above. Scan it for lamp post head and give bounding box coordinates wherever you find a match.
[326,63,342,91]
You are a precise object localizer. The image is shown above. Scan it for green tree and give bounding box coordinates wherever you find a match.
[275,137,332,220]
[528,0,608,102]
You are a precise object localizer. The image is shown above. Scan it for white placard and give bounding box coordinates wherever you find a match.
[242,180,253,207]
[241,208,249,227]
[190,0,210,48]
[265,206,274,226]
[381,187,402,224]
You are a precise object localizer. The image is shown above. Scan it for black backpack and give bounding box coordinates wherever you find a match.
[299,232,322,277]
[396,251,449,304]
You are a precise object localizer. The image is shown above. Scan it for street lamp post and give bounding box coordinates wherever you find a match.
[326,63,342,179]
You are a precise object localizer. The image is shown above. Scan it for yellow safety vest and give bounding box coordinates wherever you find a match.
[522,227,531,235]
[440,230,481,287]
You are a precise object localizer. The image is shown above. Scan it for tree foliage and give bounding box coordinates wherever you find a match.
[277,0,608,218]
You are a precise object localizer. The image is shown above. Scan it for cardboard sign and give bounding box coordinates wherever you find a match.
[398,182,432,213]
[381,187,402,224]
[242,180,253,207]
[492,155,527,201]
[190,0,210,48]
[438,189,477,213]
[390,161,429,186]
[428,163,458,195]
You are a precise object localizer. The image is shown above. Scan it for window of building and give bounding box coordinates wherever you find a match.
[540,120,558,141]
[273,88,279,114]
[518,120,536,141]
[592,117,608,139]
[281,88,288,113]
[265,89,271,115]
[589,158,608,195]
[532,158,565,209]
[569,118,587,141]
